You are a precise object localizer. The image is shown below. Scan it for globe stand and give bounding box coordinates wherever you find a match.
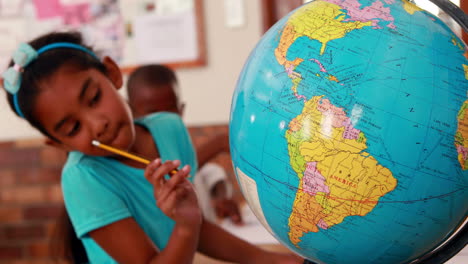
[299,219,466,264]
[410,218,467,263]
[428,0,467,33]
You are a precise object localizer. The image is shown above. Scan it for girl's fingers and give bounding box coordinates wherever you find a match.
[157,190,178,216]
[157,165,191,202]
[144,158,161,182]
[157,186,187,216]
[148,160,181,190]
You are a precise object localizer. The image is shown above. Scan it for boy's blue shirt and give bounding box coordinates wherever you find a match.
[61,112,197,263]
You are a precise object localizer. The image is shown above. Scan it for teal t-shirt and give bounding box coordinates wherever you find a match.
[61,112,197,263]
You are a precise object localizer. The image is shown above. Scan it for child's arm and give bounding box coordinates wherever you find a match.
[198,219,304,264]
[196,131,229,167]
[89,217,199,264]
[89,159,202,264]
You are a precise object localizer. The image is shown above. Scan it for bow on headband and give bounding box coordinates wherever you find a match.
[2,43,38,94]
[2,42,99,118]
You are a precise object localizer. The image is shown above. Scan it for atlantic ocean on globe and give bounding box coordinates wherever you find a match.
[229,0,468,263]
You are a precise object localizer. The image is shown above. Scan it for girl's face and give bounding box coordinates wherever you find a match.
[33,58,135,156]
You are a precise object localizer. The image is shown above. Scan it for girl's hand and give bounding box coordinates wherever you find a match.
[145,159,202,227]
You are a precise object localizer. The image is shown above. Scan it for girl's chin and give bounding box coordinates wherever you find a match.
[112,129,135,151]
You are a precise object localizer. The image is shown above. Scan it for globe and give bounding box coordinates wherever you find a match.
[229,0,468,263]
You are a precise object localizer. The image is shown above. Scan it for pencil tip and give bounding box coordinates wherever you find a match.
[91,140,100,146]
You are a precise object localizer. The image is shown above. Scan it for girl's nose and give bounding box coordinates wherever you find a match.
[95,122,109,139]
[87,115,109,141]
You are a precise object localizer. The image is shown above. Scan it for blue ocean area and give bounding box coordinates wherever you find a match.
[229,1,468,263]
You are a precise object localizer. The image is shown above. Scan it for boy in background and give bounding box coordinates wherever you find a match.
[126,64,242,225]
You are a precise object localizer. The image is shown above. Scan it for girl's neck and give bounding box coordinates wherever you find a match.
[117,124,160,169]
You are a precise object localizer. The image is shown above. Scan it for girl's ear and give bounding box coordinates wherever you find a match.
[102,56,123,90]
[44,138,72,152]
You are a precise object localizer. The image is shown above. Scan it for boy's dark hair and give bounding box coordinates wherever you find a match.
[4,31,107,141]
[126,64,178,101]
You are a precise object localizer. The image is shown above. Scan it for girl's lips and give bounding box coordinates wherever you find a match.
[107,123,125,146]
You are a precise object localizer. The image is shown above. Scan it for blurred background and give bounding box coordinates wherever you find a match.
[0,0,466,263]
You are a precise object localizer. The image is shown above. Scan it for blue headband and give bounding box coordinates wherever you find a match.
[2,42,98,118]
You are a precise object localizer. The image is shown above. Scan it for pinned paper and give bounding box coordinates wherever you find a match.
[133,11,198,64]
[62,3,91,26]
[155,0,193,15]
[223,0,245,28]
[0,0,24,16]
[32,0,63,20]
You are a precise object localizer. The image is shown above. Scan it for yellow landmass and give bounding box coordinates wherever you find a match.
[292,76,302,94]
[402,0,423,14]
[455,100,468,170]
[315,192,332,214]
[286,96,397,246]
[275,24,300,66]
[463,64,468,80]
[318,152,395,226]
[275,0,372,66]
[457,101,468,120]
[327,75,340,82]
[452,37,464,51]
[288,179,327,245]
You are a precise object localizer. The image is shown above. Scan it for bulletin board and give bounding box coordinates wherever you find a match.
[0,0,206,73]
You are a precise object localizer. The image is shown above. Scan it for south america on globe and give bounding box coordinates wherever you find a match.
[229,0,468,263]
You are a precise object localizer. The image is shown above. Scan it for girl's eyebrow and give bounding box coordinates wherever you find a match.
[54,77,92,132]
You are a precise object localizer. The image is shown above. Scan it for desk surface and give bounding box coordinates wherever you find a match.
[194,243,296,264]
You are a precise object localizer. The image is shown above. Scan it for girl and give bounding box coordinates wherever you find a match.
[2,31,304,264]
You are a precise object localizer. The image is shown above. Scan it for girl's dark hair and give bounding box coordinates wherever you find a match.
[4,31,107,141]
[50,207,88,263]
[2,31,108,263]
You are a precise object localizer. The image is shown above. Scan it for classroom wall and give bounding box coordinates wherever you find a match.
[0,0,263,142]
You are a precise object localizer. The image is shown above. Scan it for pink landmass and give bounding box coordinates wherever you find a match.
[343,119,361,140]
[286,65,295,76]
[317,98,362,139]
[457,145,468,161]
[303,162,330,195]
[317,99,348,127]
[296,93,307,102]
[327,0,396,29]
[310,58,327,72]
[317,219,329,229]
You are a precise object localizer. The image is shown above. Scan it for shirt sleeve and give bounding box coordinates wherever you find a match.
[154,112,198,181]
[195,163,230,193]
[61,161,132,238]
[173,114,198,178]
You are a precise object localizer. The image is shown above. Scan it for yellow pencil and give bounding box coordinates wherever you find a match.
[92,140,179,176]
